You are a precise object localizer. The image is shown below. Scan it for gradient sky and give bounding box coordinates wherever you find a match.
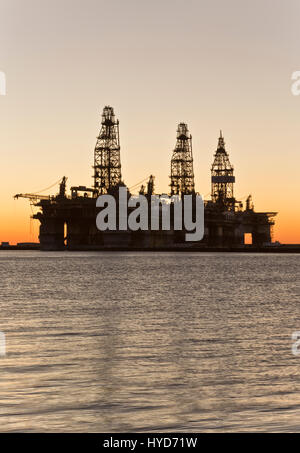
[1,0,300,244]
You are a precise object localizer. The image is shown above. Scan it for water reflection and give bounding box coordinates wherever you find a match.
[0,252,299,432]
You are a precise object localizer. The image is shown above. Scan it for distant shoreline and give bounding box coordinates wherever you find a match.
[1,245,300,253]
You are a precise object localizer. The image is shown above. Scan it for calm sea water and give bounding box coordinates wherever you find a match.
[0,251,299,432]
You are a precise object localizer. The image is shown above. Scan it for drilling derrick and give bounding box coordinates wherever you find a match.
[93,106,122,195]
[211,131,235,210]
[170,123,195,196]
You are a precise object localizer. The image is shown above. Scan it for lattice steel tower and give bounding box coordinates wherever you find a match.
[170,123,195,195]
[93,106,122,195]
[211,131,235,210]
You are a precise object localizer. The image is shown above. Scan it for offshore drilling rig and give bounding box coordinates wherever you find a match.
[15,106,277,250]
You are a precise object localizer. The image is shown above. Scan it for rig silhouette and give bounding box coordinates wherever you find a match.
[15,106,277,251]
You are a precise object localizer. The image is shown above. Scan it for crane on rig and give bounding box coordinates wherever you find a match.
[14,177,67,203]
[14,193,51,202]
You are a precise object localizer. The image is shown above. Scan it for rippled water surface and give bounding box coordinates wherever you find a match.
[0,251,299,432]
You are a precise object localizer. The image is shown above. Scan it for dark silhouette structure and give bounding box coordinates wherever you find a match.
[15,106,277,250]
[211,132,235,210]
[93,106,122,195]
[170,123,195,195]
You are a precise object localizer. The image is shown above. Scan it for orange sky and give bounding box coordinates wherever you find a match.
[1,0,300,244]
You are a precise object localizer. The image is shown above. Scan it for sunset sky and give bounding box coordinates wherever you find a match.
[0,0,300,244]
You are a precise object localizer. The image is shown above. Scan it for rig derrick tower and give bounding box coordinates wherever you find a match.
[93,106,122,195]
[211,131,235,211]
[170,123,195,196]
